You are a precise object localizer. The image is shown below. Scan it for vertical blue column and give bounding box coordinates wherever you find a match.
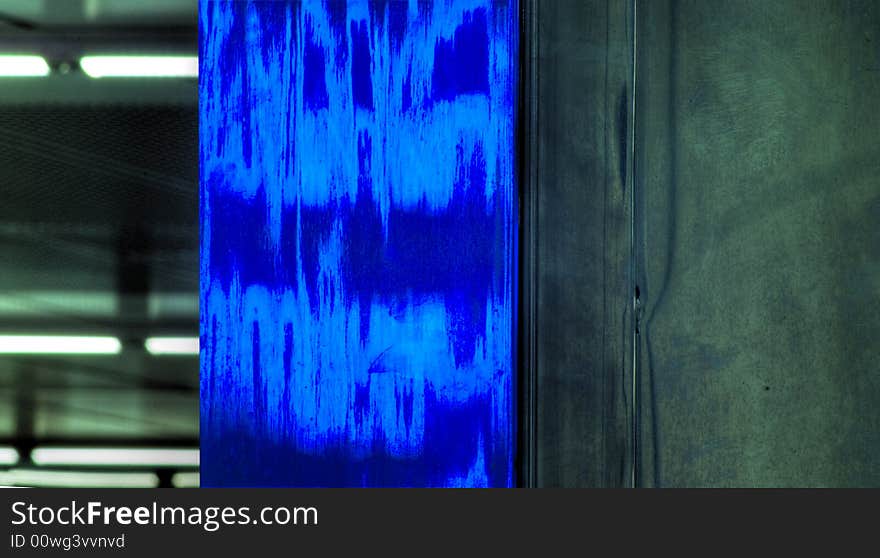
[200,0,518,487]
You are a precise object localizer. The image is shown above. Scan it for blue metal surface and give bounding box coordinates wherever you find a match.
[200,0,518,487]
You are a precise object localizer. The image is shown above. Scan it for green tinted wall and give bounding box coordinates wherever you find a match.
[635,0,880,487]
[534,0,880,487]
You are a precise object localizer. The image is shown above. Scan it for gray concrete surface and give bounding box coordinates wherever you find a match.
[532,0,632,487]
[636,0,880,486]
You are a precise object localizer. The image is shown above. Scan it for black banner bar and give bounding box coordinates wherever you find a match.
[0,489,868,556]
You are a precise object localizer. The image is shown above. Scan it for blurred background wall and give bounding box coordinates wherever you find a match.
[0,0,198,487]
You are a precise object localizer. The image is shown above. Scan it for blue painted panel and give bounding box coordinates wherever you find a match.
[200,0,518,487]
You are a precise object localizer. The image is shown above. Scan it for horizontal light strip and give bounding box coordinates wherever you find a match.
[0,291,116,318]
[171,472,200,488]
[31,447,199,468]
[0,55,50,77]
[0,469,158,488]
[0,446,20,466]
[145,336,200,356]
[80,55,198,78]
[147,292,198,319]
[0,335,121,355]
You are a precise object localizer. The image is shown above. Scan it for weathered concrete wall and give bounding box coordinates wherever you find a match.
[636,0,880,486]
[532,0,632,487]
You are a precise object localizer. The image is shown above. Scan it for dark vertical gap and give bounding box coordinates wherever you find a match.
[629,0,640,489]
[117,218,151,395]
[14,364,36,462]
[117,220,151,329]
[156,469,174,488]
[516,0,539,488]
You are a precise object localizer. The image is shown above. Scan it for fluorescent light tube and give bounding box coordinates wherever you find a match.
[0,55,50,77]
[80,55,198,78]
[0,335,121,355]
[171,472,200,488]
[144,336,200,356]
[31,447,200,468]
[0,446,19,466]
[0,469,158,488]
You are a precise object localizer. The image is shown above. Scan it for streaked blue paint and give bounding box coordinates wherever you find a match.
[200,0,518,487]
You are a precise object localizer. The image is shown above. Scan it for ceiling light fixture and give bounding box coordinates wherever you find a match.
[171,472,200,488]
[80,55,198,78]
[144,336,200,356]
[0,335,122,355]
[0,55,50,77]
[0,469,159,488]
[0,446,20,466]
[30,447,199,468]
